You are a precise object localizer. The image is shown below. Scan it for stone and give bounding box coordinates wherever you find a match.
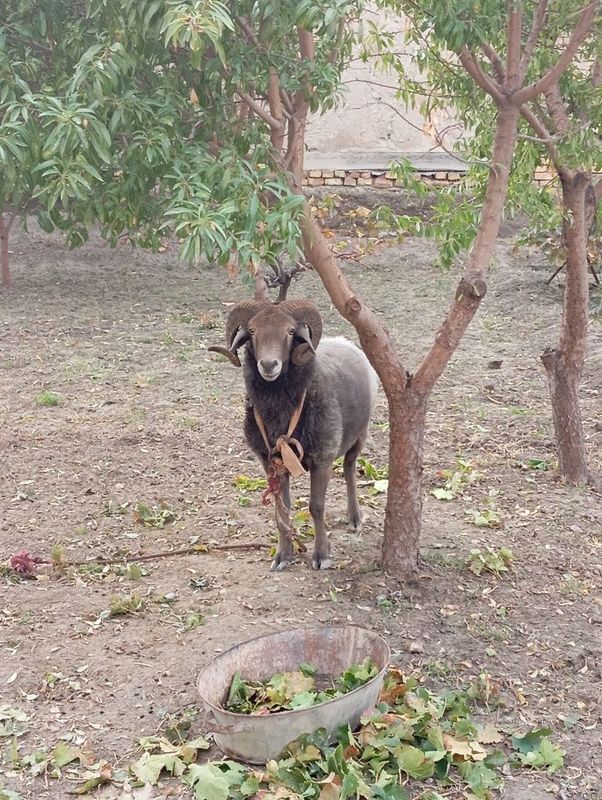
[343,176,357,186]
[374,176,393,188]
[324,177,344,185]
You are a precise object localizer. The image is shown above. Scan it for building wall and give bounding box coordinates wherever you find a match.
[304,13,447,156]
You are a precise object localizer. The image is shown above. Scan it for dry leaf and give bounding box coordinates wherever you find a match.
[477,723,504,744]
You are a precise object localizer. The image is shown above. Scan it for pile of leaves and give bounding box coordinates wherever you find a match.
[127,667,563,799]
[225,659,379,714]
[5,667,565,798]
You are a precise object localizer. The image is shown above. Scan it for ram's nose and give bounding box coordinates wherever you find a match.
[259,358,282,381]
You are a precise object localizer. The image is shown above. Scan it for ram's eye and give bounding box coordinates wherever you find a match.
[288,329,296,336]
[248,328,255,335]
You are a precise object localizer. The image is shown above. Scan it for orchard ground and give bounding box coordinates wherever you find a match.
[1,190,601,799]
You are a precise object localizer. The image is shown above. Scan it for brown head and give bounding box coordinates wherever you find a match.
[208,300,323,382]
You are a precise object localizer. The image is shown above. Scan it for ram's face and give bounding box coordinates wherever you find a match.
[208,299,321,373]
[248,308,297,381]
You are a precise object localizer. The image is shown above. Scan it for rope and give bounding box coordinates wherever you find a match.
[254,392,308,554]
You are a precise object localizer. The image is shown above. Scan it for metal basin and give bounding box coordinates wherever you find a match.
[197,624,390,764]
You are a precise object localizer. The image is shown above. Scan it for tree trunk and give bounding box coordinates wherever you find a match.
[541,171,599,487]
[254,272,269,302]
[381,390,427,575]
[0,215,9,288]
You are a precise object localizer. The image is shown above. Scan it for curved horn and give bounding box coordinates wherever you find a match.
[279,299,323,348]
[225,300,267,347]
[208,300,267,367]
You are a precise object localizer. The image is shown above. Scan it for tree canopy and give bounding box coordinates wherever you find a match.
[1,1,360,276]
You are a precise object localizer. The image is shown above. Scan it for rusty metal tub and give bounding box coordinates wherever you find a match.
[197,624,390,764]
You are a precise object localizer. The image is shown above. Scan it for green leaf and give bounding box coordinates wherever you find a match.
[130,752,185,785]
[431,487,455,500]
[186,763,230,800]
[515,736,565,773]
[511,727,553,754]
[340,771,359,799]
[52,741,80,767]
[395,744,435,779]
[289,691,318,710]
[457,760,503,795]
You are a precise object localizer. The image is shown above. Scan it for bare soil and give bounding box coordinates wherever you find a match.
[1,195,601,799]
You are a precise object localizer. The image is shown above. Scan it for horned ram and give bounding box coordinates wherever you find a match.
[210,299,378,571]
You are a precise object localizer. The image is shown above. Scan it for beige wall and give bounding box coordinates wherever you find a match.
[306,67,432,154]
[305,13,457,156]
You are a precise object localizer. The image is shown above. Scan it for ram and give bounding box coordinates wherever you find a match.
[210,299,378,570]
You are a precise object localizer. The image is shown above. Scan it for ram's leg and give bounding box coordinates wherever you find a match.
[344,438,364,531]
[310,465,331,570]
[270,472,294,572]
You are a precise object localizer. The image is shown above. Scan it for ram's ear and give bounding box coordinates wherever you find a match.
[291,323,316,365]
[208,327,250,367]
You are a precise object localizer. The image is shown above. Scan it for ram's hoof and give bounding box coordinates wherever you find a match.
[312,556,332,570]
[270,556,291,572]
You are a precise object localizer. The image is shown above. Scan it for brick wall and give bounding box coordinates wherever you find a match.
[302,166,558,188]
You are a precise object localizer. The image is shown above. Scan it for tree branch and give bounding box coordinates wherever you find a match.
[236,16,292,130]
[519,0,549,77]
[459,47,505,103]
[412,103,522,393]
[481,42,506,82]
[544,83,571,135]
[235,15,262,50]
[235,88,284,133]
[267,67,286,150]
[6,209,18,231]
[519,104,562,170]
[298,26,315,61]
[298,204,410,399]
[515,1,598,104]
[328,18,346,64]
[279,87,293,114]
[284,28,316,185]
[505,2,523,90]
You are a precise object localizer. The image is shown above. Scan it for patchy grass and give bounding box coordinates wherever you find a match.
[35,390,59,407]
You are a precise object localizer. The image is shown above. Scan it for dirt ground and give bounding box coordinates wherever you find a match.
[1,192,601,800]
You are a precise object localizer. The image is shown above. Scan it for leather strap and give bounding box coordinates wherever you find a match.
[253,392,307,479]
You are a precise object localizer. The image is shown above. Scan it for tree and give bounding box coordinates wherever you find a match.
[264,0,597,574]
[1,1,596,575]
[0,0,307,288]
[518,43,601,488]
[376,0,601,488]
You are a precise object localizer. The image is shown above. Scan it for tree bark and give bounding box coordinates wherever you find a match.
[541,171,599,487]
[413,103,521,392]
[254,272,269,302]
[0,215,10,288]
[381,390,427,575]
